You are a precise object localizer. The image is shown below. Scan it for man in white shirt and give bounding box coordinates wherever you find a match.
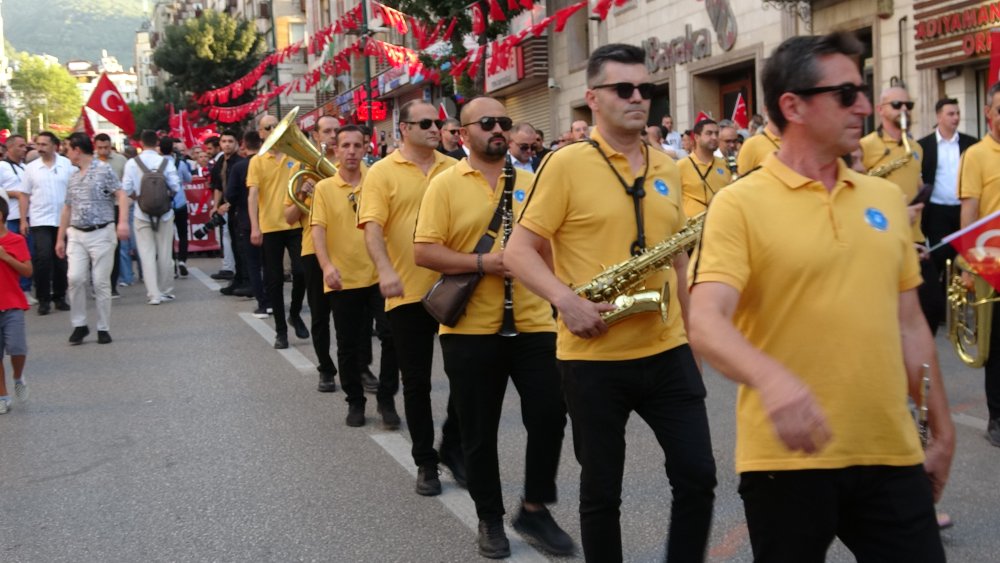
[0,135,33,304]
[508,122,537,173]
[122,130,182,305]
[19,132,73,315]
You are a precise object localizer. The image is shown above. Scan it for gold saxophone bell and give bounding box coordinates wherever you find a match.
[946,256,999,367]
[260,106,338,214]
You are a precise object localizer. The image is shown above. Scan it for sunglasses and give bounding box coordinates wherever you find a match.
[262,124,276,131]
[443,129,460,135]
[462,116,514,131]
[348,192,357,213]
[886,100,915,110]
[517,143,536,152]
[789,82,868,108]
[402,119,445,130]
[591,82,656,100]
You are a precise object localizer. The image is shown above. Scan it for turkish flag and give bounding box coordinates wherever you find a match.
[732,92,749,129]
[80,108,95,138]
[943,208,1000,291]
[694,111,711,125]
[85,73,135,135]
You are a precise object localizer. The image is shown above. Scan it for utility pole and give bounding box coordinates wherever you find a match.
[360,0,372,131]
[268,0,281,117]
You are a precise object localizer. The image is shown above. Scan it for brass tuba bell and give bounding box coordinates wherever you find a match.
[260,106,338,214]
[946,256,999,367]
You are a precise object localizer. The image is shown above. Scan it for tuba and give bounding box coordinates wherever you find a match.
[946,256,999,367]
[260,106,338,214]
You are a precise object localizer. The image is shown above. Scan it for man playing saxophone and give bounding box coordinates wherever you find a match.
[505,44,717,562]
[861,87,944,331]
[413,97,573,560]
[958,81,1000,447]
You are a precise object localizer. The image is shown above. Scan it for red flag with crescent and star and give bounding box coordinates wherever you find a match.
[941,208,1000,291]
[85,73,135,135]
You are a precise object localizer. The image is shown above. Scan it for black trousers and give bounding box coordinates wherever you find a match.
[238,226,268,310]
[30,226,67,303]
[261,229,304,337]
[440,332,566,521]
[560,344,717,563]
[922,202,961,278]
[386,302,461,468]
[739,465,943,563]
[302,253,336,376]
[228,211,247,287]
[986,307,1000,421]
[917,253,944,335]
[173,206,188,262]
[329,284,399,405]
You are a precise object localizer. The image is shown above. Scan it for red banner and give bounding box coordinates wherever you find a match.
[176,177,221,253]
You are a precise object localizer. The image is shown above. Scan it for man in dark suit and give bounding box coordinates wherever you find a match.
[920,97,978,282]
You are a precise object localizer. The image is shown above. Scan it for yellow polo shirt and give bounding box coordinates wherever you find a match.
[691,153,924,473]
[958,133,1000,217]
[518,129,687,361]
[860,130,925,243]
[356,149,457,310]
[247,152,302,233]
[678,154,732,218]
[284,191,315,256]
[312,171,377,292]
[736,128,781,177]
[415,160,555,335]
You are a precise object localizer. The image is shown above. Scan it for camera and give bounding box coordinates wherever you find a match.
[193,212,226,240]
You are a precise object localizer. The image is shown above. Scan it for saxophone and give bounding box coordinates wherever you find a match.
[575,212,705,326]
[868,110,914,178]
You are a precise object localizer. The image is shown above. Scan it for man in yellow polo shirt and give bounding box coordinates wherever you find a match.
[506,44,717,562]
[861,87,943,334]
[312,124,399,429]
[736,119,781,177]
[248,114,309,349]
[689,32,954,561]
[678,118,732,218]
[284,115,340,393]
[414,97,573,559]
[958,81,1000,447]
[357,100,463,496]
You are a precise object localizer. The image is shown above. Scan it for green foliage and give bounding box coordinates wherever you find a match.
[0,106,12,131]
[130,86,186,133]
[153,9,265,96]
[10,53,83,133]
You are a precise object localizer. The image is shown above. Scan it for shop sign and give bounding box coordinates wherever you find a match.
[643,25,712,73]
[378,66,410,96]
[914,2,1000,68]
[485,47,524,93]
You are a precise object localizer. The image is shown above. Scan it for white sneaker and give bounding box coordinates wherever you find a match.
[0,398,10,414]
[160,294,176,301]
[148,297,162,305]
[23,291,38,305]
[14,379,28,402]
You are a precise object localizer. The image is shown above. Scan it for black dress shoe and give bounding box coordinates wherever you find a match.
[97,331,112,344]
[988,418,1000,447]
[288,315,310,339]
[232,285,254,297]
[317,371,337,393]
[346,402,366,427]
[360,367,380,393]
[415,465,442,496]
[219,284,237,295]
[210,270,234,280]
[69,326,90,345]
[478,518,511,559]
[274,334,289,349]
[37,301,51,316]
[512,505,576,556]
[377,400,401,430]
[54,299,70,311]
[440,443,468,488]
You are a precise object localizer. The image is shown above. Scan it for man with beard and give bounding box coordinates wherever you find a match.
[414,98,574,558]
[678,118,732,218]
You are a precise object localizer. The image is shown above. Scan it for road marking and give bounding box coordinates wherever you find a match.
[189,266,222,291]
[370,433,550,563]
[238,312,315,374]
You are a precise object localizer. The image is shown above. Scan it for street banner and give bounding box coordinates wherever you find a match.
[176,177,221,253]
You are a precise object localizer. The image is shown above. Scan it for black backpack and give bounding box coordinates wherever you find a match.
[133,157,173,231]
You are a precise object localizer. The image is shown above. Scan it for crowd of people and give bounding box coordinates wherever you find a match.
[4,28,1000,561]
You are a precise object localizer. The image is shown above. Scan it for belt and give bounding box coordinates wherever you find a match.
[71,222,112,232]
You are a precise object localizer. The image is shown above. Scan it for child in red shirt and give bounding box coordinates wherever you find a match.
[0,197,32,413]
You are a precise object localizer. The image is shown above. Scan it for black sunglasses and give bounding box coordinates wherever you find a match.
[402,119,444,130]
[443,129,460,135]
[348,192,357,213]
[591,82,656,100]
[887,100,915,110]
[462,116,513,131]
[789,82,868,108]
[517,143,536,152]
[262,124,276,131]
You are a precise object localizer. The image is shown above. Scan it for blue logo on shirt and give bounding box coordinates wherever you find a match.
[913,152,920,161]
[287,161,295,168]
[865,208,888,231]
[654,179,669,196]
[716,168,725,175]
[514,189,526,202]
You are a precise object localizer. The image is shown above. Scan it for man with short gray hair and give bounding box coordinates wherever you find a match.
[508,122,537,172]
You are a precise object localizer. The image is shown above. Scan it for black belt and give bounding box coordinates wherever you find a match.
[71,222,112,232]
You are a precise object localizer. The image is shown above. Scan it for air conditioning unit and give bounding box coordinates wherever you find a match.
[258,1,270,18]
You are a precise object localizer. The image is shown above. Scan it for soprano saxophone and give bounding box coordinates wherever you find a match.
[868,109,914,178]
[575,212,705,326]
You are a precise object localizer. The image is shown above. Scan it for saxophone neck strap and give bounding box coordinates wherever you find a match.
[587,139,650,256]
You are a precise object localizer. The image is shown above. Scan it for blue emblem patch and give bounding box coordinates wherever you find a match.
[287,161,295,168]
[913,152,921,161]
[514,189,526,202]
[865,208,888,231]
[716,168,725,175]
[654,179,669,196]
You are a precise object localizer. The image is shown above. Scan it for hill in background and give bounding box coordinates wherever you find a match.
[4,0,146,68]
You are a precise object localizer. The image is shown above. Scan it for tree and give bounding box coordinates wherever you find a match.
[0,106,12,131]
[130,86,186,133]
[10,53,83,133]
[153,9,265,95]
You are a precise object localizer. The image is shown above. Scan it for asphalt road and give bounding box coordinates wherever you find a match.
[0,257,996,562]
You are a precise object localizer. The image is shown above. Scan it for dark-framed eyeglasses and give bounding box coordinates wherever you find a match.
[591,82,656,100]
[886,100,915,111]
[402,119,444,130]
[789,82,868,108]
[517,143,536,152]
[462,116,513,131]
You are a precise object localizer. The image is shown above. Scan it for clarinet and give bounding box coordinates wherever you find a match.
[918,363,931,448]
[726,153,739,179]
[498,157,518,337]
